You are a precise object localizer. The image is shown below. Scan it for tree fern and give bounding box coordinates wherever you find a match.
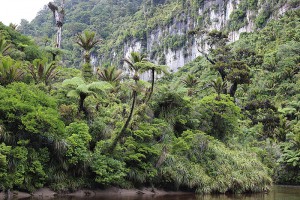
[63,77,112,116]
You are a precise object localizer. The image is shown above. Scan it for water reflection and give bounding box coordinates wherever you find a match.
[23,185,300,200]
[196,186,300,200]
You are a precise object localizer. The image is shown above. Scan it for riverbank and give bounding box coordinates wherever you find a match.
[0,187,192,199]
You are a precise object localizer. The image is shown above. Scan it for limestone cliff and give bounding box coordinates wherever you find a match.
[121,0,295,76]
[22,0,299,74]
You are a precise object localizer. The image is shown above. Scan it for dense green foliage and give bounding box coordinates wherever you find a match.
[21,0,295,67]
[163,130,271,193]
[172,9,300,185]
[0,0,299,195]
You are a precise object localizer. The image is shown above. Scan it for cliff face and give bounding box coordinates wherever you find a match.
[121,0,293,76]
[22,0,298,74]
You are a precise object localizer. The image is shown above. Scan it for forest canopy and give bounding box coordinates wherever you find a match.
[0,0,299,194]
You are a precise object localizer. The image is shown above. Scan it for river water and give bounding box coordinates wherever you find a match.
[28,185,300,200]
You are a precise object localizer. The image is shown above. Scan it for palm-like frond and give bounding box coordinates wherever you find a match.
[0,56,24,85]
[0,34,12,56]
[181,74,200,96]
[28,59,59,85]
[212,77,227,94]
[182,74,199,88]
[133,60,169,102]
[75,30,101,51]
[88,81,113,91]
[123,52,147,72]
[135,60,169,75]
[151,63,169,75]
[87,81,113,97]
[97,66,123,83]
[62,77,85,87]
[66,89,80,98]
[45,63,59,82]
[211,77,227,100]
[63,77,112,115]
[76,84,90,94]
[64,77,112,99]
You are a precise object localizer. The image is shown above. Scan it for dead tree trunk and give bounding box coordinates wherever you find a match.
[48,1,64,48]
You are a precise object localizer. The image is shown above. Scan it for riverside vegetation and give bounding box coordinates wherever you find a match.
[0,0,299,195]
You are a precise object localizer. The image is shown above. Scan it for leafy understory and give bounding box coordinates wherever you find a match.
[0,0,299,194]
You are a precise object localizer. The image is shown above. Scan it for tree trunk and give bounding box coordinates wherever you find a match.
[79,93,87,114]
[146,68,155,103]
[56,26,62,48]
[49,2,64,48]
[218,68,227,94]
[84,51,91,63]
[218,67,226,82]
[229,82,238,98]
[109,90,137,152]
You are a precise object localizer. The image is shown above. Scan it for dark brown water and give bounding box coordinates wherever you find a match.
[26,185,300,200]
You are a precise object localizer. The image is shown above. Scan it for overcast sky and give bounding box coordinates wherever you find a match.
[0,0,51,25]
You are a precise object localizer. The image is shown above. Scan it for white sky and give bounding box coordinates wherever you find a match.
[0,0,51,25]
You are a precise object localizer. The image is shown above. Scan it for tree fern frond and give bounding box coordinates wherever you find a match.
[88,81,113,91]
[62,77,85,87]
[66,90,79,98]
